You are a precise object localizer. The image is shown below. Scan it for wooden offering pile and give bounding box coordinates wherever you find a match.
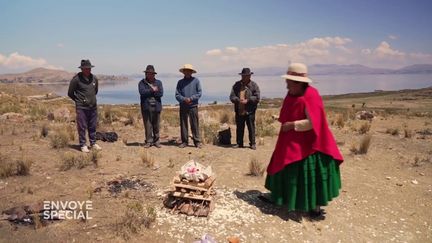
[164,175,216,217]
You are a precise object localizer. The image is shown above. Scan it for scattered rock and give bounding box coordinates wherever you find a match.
[411,180,418,185]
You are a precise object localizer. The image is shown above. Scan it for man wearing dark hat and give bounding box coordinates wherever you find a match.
[229,68,260,150]
[139,65,164,148]
[175,64,202,148]
[68,59,101,153]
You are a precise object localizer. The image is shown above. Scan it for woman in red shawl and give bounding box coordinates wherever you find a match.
[261,63,343,219]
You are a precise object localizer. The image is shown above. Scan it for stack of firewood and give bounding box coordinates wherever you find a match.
[164,175,216,217]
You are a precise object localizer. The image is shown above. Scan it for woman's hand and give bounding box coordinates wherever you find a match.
[281,121,295,132]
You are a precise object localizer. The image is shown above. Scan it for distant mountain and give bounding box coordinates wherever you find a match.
[199,64,432,77]
[393,64,432,74]
[0,68,130,84]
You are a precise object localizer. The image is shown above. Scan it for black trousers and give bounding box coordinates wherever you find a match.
[141,108,161,144]
[235,112,256,146]
[180,106,201,144]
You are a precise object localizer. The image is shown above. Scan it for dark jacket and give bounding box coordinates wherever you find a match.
[229,80,260,114]
[175,77,202,109]
[68,72,98,110]
[138,78,163,112]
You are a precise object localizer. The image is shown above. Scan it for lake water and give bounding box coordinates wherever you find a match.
[48,74,432,105]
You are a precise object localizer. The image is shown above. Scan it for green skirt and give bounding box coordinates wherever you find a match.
[265,152,341,212]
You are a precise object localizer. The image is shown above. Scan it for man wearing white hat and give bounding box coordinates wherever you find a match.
[175,64,202,148]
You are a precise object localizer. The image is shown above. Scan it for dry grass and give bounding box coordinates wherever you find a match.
[40,123,49,138]
[358,122,371,134]
[116,202,156,240]
[350,134,372,154]
[0,154,33,178]
[386,128,399,136]
[50,131,70,149]
[59,152,92,171]
[255,111,277,137]
[248,157,265,176]
[89,150,101,167]
[200,122,219,145]
[161,109,179,127]
[404,128,413,138]
[334,114,345,128]
[140,150,155,168]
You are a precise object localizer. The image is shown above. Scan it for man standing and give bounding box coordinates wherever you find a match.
[230,68,260,150]
[175,64,202,148]
[139,65,164,148]
[68,59,101,153]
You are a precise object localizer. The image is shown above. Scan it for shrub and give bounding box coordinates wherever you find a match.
[59,152,91,171]
[116,202,157,240]
[140,150,155,168]
[0,154,32,178]
[248,157,265,176]
[200,122,219,144]
[50,130,70,149]
[358,122,371,134]
[40,123,49,138]
[351,135,372,154]
[386,128,399,136]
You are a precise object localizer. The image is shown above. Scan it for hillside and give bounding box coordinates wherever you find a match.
[0,68,129,84]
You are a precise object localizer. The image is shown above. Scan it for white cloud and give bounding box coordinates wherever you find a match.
[373,41,405,58]
[225,46,238,54]
[0,52,62,70]
[56,43,64,48]
[203,37,432,70]
[388,35,398,40]
[205,49,222,56]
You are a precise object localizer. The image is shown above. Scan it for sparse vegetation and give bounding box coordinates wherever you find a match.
[248,157,265,176]
[350,134,372,154]
[200,122,219,144]
[89,150,101,167]
[386,128,399,136]
[59,152,92,171]
[140,150,155,168]
[0,154,33,178]
[40,123,49,138]
[116,202,156,240]
[358,122,371,134]
[404,128,413,138]
[50,130,71,149]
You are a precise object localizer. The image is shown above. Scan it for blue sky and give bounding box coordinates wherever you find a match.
[1,0,432,74]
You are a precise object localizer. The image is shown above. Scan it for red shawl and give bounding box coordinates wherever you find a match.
[267,86,343,175]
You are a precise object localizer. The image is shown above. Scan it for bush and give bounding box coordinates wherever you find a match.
[358,122,371,134]
[200,122,219,144]
[59,152,92,171]
[350,135,372,154]
[140,150,155,168]
[248,157,265,176]
[40,123,49,138]
[0,154,32,178]
[386,128,399,136]
[116,202,157,240]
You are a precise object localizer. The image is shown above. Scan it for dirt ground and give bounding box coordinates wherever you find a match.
[0,84,431,242]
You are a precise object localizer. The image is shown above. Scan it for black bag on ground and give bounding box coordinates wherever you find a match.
[217,127,231,145]
[96,132,118,142]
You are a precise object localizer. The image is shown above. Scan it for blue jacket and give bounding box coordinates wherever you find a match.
[138,78,163,112]
[175,77,202,108]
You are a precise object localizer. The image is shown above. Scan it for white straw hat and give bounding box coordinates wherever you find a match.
[179,64,197,73]
[281,63,312,83]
